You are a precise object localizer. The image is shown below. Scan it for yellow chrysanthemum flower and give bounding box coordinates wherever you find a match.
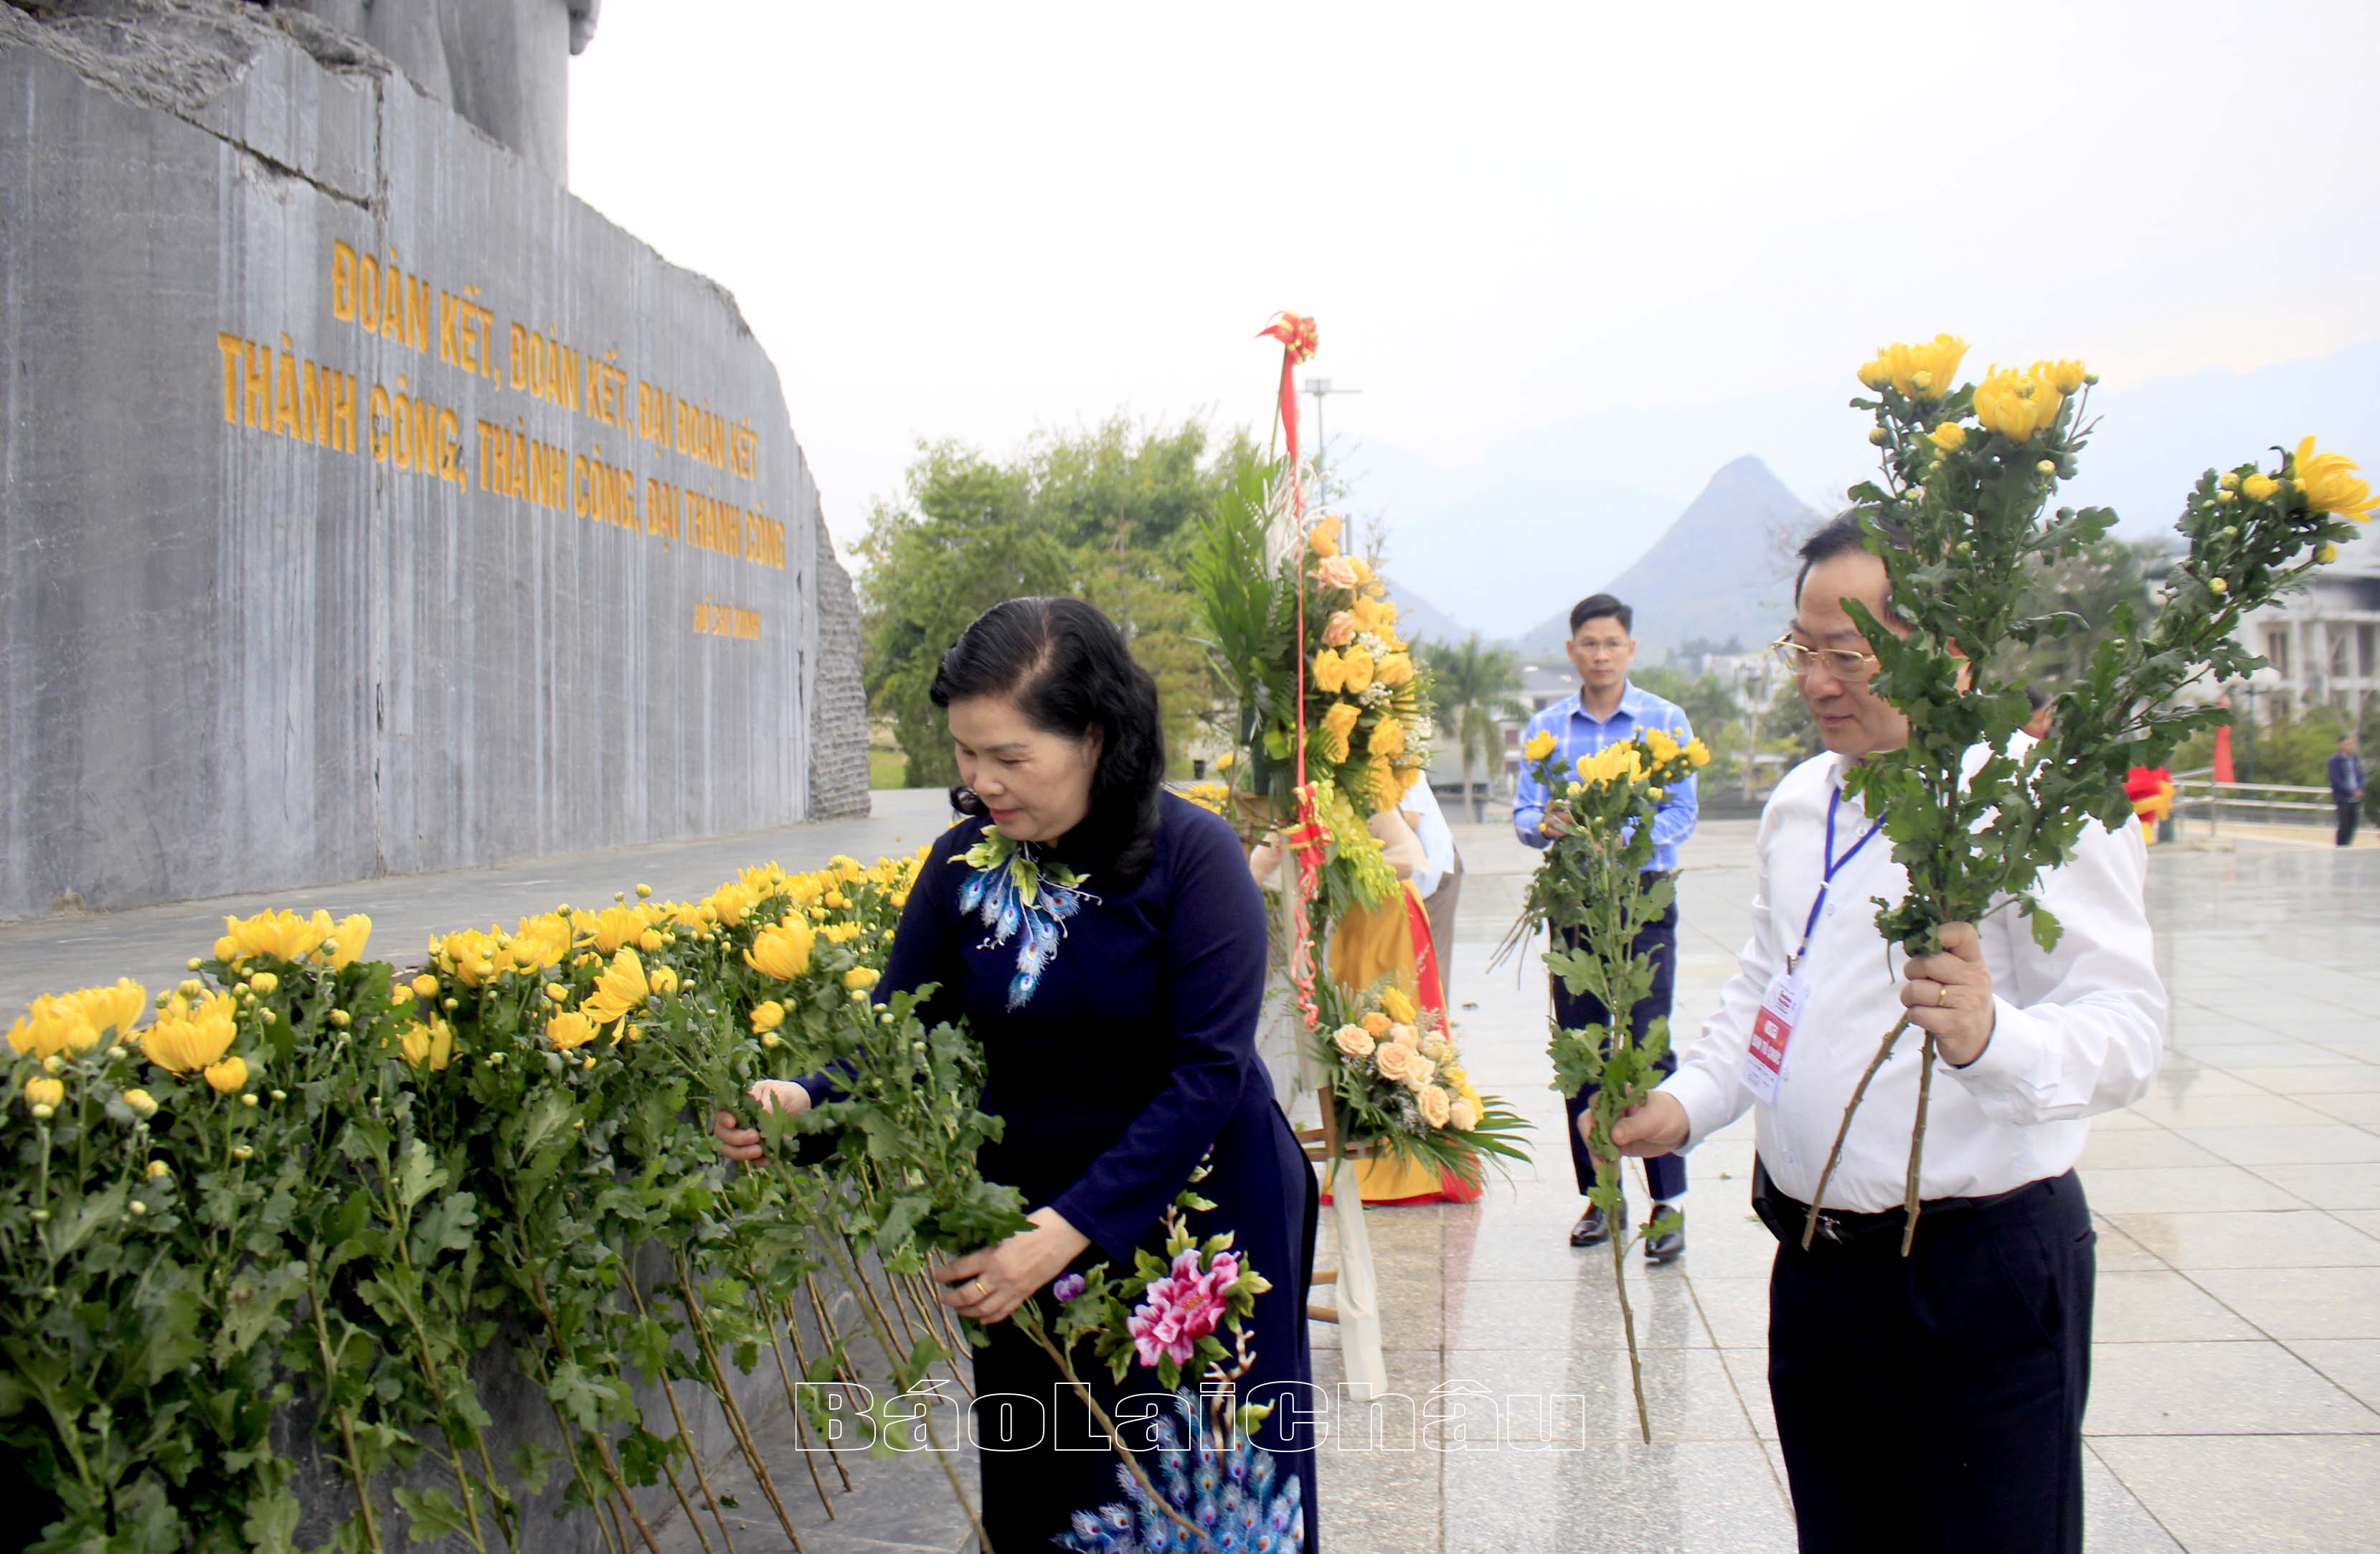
[1859,334,1968,400]
[746,920,816,981]
[2292,437,2378,521]
[204,1055,248,1095]
[750,1001,786,1034]
[581,948,652,1028]
[397,1017,455,1071]
[1973,364,2065,443]
[545,1012,600,1051]
[8,979,147,1058]
[1927,421,1968,452]
[143,992,237,1073]
[1523,729,1557,763]
[2242,473,2280,502]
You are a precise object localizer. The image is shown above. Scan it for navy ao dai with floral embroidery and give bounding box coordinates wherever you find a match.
[805,794,1319,1551]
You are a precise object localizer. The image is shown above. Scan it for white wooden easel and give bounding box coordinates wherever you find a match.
[1260,906,1387,1402]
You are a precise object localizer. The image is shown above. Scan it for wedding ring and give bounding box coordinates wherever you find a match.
[1935,984,1950,1008]
[972,1277,992,1299]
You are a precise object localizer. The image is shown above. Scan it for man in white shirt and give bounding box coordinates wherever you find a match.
[1612,514,2164,1554]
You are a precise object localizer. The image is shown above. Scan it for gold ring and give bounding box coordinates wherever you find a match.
[972,1277,992,1299]
[1935,984,1950,1008]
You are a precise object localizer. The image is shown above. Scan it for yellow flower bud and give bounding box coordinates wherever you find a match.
[122,1088,159,1118]
[329,1008,351,1027]
[25,1078,65,1109]
[636,883,653,898]
[411,974,439,999]
[204,1056,248,1094]
[760,1031,782,1048]
[213,937,237,961]
[844,966,881,992]
[1927,422,1966,452]
[2037,460,2057,475]
[2218,471,2241,490]
[240,1093,258,1108]
[128,1200,147,1216]
[2209,578,2229,595]
[750,1000,786,1033]
[2242,473,2278,501]
[2318,543,2339,564]
[145,1159,170,1178]
[186,958,203,972]
[247,971,278,995]
[29,1103,54,1120]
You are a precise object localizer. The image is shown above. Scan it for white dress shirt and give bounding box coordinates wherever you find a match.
[1663,749,2166,1212]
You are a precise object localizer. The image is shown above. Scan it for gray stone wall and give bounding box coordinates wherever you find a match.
[0,4,867,923]
[808,520,874,819]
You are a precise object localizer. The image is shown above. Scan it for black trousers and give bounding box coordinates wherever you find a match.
[1765,1169,2095,1554]
[2339,801,2362,847]
[1554,897,1684,1201]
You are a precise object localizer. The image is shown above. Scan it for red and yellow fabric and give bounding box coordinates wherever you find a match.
[1327,883,1485,1207]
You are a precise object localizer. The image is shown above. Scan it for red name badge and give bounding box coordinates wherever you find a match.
[1744,964,1805,1105]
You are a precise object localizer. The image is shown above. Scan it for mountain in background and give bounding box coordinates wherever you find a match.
[1334,339,2380,641]
[1377,578,1473,651]
[1514,456,1814,659]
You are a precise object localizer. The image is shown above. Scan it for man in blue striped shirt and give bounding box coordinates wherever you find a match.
[1513,593,1699,1261]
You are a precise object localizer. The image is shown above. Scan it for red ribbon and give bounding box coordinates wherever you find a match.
[1259,311,1328,1032]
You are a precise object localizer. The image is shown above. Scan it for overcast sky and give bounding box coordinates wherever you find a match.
[569,1,2380,557]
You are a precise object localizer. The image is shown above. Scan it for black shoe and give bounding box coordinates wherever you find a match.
[1643,1205,1686,1265]
[1569,1198,1621,1248]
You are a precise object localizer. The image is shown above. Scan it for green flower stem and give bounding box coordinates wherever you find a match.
[758,1300,838,1520]
[790,1281,863,1492]
[515,1267,663,1554]
[1610,1210,1648,1445]
[671,1253,812,1554]
[1013,1310,1201,1545]
[303,1263,387,1554]
[625,1275,744,1554]
[366,1159,496,1554]
[790,1201,989,1554]
[1802,1015,1912,1251]
[1900,1031,1940,1257]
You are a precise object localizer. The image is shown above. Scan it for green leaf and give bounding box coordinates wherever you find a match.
[392,1487,472,1544]
[395,1139,444,1210]
[2027,901,2064,953]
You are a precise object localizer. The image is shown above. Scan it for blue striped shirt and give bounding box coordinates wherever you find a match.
[1511,682,1699,873]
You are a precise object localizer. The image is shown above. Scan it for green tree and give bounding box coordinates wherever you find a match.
[2011,537,2169,688]
[857,419,1256,788]
[1418,635,1527,821]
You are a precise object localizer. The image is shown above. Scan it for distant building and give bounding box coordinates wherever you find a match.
[2226,531,2380,725]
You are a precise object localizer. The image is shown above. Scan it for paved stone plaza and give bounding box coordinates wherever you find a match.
[1,795,2374,1551]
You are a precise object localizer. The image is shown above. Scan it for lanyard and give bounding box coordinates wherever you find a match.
[1793,788,1881,967]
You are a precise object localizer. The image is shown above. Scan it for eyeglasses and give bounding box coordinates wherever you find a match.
[1772,637,1880,682]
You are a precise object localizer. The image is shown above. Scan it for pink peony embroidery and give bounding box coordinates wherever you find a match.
[1125,1248,1239,1369]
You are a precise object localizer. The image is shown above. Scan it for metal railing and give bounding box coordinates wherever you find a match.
[2168,766,2341,835]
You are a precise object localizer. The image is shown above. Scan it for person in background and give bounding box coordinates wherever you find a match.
[2024,684,2055,741]
[1614,515,2164,1554]
[1402,780,1463,997]
[2332,733,2366,847]
[1512,593,1697,1261]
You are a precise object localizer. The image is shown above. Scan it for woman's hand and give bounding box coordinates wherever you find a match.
[930,1207,1092,1325]
[711,1079,811,1163]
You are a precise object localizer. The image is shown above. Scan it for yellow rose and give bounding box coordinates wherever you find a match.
[1360,1012,1392,1037]
[1523,729,1557,763]
[1373,1042,1415,1082]
[1973,364,2065,443]
[843,966,881,992]
[1311,649,1348,695]
[1379,986,1418,1025]
[1927,421,1968,452]
[2242,473,2279,502]
[24,1077,64,1109]
[1374,652,1414,689]
[545,1012,600,1051]
[2292,436,2378,520]
[1332,1024,1376,1060]
[1417,1085,1453,1129]
[1308,514,1342,559]
[745,920,816,981]
[750,1000,786,1033]
[1368,716,1407,760]
[1318,700,1361,764]
[1341,646,1376,694]
[1448,1096,1480,1133]
[204,1055,248,1095]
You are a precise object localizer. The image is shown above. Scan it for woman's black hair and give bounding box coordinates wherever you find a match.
[931,597,1166,878]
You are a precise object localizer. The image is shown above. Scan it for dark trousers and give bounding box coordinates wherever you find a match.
[1763,1168,2095,1554]
[2339,801,2362,847]
[1554,897,1684,1202]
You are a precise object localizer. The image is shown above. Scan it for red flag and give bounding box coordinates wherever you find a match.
[2213,722,2235,784]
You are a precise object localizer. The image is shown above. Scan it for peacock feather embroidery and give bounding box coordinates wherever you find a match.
[955,825,1097,1009]
[1057,1388,1305,1553]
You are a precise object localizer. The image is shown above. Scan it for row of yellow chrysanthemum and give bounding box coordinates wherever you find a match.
[5,846,929,1115]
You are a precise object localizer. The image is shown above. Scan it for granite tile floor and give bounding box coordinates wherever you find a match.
[4,797,2375,1550]
[1308,818,2380,1553]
